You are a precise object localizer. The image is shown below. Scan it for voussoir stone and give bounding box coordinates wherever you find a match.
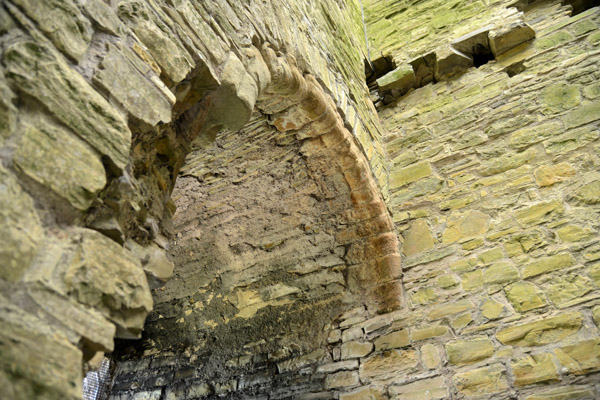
[3,39,131,169]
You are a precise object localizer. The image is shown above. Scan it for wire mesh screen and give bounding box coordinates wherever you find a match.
[83,357,112,400]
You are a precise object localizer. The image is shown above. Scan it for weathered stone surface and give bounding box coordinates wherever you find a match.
[94,44,172,125]
[505,282,546,312]
[481,298,505,320]
[484,261,519,285]
[442,210,491,244]
[82,0,124,35]
[496,313,583,346]
[434,46,473,81]
[509,122,563,150]
[534,162,576,187]
[390,161,432,189]
[420,343,441,369]
[453,364,508,397]
[446,337,494,365]
[341,341,374,359]
[374,329,409,350]
[324,371,359,389]
[11,0,92,62]
[545,274,592,307]
[402,219,434,256]
[0,165,43,281]
[3,39,131,169]
[489,21,535,57]
[359,350,419,383]
[556,225,593,242]
[117,1,193,83]
[125,241,174,288]
[563,101,600,129]
[389,376,447,399]
[428,300,474,320]
[0,299,82,400]
[411,325,449,341]
[511,353,559,387]
[28,285,116,353]
[0,71,16,144]
[376,64,416,93]
[515,200,563,227]
[570,180,600,204]
[404,246,455,269]
[525,386,596,400]
[317,360,358,374]
[340,386,385,400]
[14,118,106,211]
[554,339,600,375]
[522,252,575,279]
[478,148,536,176]
[277,349,328,373]
[542,84,581,113]
[411,287,438,305]
[33,229,152,338]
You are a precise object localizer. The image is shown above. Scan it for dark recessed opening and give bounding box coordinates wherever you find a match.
[504,60,527,77]
[365,55,395,87]
[471,44,495,68]
[511,0,600,15]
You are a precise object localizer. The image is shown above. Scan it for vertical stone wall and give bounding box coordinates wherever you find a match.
[367,1,600,398]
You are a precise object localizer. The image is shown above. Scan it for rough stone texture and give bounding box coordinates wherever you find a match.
[1,0,600,399]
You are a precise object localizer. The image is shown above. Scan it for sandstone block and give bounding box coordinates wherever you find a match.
[316,360,358,374]
[324,371,359,389]
[571,180,600,204]
[515,200,563,226]
[511,353,559,387]
[11,0,92,61]
[14,118,106,211]
[545,274,592,307]
[542,83,581,113]
[453,364,508,397]
[3,39,131,169]
[522,252,575,279]
[374,329,409,350]
[446,337,494,365]
[340,386,385,400]
[563,100,600,129]
[359,350,419,383]
[525,386,596,400]
[484,261,519,285]
[389,376,447,399]
[411,287,438,305]
[434,46,473,81]
[94,44,172,125]
[478,148,536,176]
[505,282,546,313]
[0,72,16,144]
[442,210,491,244]
[411,325,449,341]
[489,21,535,57]
[420,343,441,369]
[481,298,506,320]
[556,225,593,242]
[509,122,563,150]
[428,300,474,321]
[402,219,434,256]
[496,313,583,346]
[535,163,576,187]
[437,274,459,288]
[390,161,432,189]
[341,341,373,359]
[554,339,600,374]
[376,64,416,93]
[82,0,124,35]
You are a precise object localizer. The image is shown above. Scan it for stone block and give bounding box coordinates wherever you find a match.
[554,339,600,374]
[505,282,546,313]
[509,121,563,150]
[522,252,575,279]
[434,46,473,81]
[535,163,576,187]
[14,118,106,211]
[515,200,563,227]
[511,353,559,387]
[341,341,373,359]
[442,210,491,244]
[0,300,82,400]
[411,325,449,341]
[571,180,600,204]
[11,0,92,62]
[563,101,600,129]
[376,64,416,93]
[489,21,535,57]
[481,298,505,320]
[461,270,484,291]
[390,161,432,189]
[402,219,434,256]
[374,329,409,350]
[453,364,508,397]
[545,274,592,307]
[542,83,581,113]
[3,39,131,169]
[125,241,174,288]
[411,287,438,305]
[316,360,358,374]
[0,165,43,282]
[525,386,596,400]
[478,148,537,176]
[324,371,359,389]
[427,300,474,321]
[82,0,124,35]
[389,376,447,399]
[496,313,583,347]
[556,225,593,242]
[446,337,494,365]
[0,73,16,145]
[94,44,172,125]
[340,386,385,400]
[410,52,436,87]
[484,261,519,285]
[420,343,441,369]
[359,350,418,383]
